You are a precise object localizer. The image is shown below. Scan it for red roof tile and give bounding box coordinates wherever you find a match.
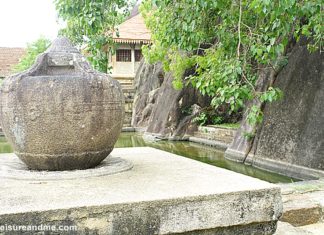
[113,14,151,44]
[0,47,26,77]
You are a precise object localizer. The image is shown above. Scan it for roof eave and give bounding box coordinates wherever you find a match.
[113,38,151,44]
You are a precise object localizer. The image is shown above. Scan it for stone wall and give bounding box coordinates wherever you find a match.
[193,126,237,144]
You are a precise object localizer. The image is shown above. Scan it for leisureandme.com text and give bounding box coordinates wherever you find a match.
[0,224,78,232]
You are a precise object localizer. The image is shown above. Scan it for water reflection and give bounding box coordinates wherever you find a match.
[115,133,298,183]
[0,136,13,153]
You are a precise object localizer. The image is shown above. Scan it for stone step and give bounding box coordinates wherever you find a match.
[116,78,133,83]
[113,76,133,80]
[280,197,322,227]
[122,86,135,92]
[279,180,324,227]
[124,98,134,103]
[119,81,133,86]
[123,112,132,127]
[123,91,135,99]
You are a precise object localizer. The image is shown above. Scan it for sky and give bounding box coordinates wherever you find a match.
[0,0,61,48]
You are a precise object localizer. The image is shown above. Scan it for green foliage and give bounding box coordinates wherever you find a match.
[181,106,193,116]
[192,112,208,126]
[212,116,224,125]
[247,105,264,126]
[13,37,51,72]
[243,131,255,141]
[259,87,283,103]
[54,0,135,72]
[141,0,323,126]
[213,123,240,129]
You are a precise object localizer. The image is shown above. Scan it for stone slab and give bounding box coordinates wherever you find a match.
[0,147,282,235]
[279,180,324,226]
[280,196,322,227]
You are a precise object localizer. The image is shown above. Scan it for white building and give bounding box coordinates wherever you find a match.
[108,12,151,86]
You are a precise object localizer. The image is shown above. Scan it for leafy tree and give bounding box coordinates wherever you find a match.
[13,37,51,72]
[54,0,136,72]
[141,0,323,126]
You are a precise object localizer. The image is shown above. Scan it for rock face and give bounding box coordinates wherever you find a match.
[132,61,164,128]
[0,37,124,171]
[226,40,324,179]
[132,61,210,139]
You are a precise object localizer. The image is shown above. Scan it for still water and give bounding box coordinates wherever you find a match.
[115,133,298,184]
[0,133,297,183]
[0,136,13,153]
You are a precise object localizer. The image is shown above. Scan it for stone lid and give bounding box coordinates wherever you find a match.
[46,36,79,53]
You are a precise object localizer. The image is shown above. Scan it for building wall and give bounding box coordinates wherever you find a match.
[108,43,143,127]
[109,44,142,78]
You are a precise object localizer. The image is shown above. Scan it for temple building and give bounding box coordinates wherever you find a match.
[108,9,151,87]
[107,6,151,127]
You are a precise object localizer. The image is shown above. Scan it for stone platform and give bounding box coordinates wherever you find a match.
[0,147,282,235]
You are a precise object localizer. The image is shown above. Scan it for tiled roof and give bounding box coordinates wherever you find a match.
[0,47,25,77]
[128,3,140,19]
[113,14,151,44]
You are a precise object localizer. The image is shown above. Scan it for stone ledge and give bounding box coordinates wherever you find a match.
[189,136,229,150]
[0,147,282,235]
[225,149,324,180]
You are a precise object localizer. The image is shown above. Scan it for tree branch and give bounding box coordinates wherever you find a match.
[237,0,242,58]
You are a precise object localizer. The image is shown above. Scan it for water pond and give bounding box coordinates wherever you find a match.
[115,133,298,184]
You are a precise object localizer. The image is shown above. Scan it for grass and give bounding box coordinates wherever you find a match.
[209,123,240,129]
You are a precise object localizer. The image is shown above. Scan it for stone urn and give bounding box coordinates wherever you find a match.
[0,37,124,171]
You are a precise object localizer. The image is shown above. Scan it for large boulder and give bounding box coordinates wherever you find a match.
[226,40,324,179]
[132,61,210,139]
[131,61,164,128]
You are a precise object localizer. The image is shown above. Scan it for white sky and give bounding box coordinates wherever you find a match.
[0,0,61,48]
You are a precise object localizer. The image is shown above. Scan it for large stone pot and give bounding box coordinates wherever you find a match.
[0,37,124,170]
